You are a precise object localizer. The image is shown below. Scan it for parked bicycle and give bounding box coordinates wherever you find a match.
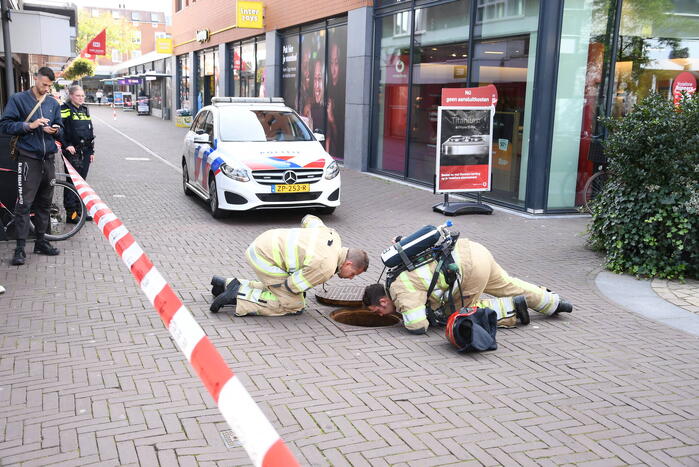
[582,164,608,213]
[0,167,86,241]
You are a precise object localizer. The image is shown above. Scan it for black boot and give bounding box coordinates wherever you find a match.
[553,299,573,314]
[34,238,60,256]
[210,278,241,313]
[513,295,530,325]
[11,247,26,265]
[210,275,227,297]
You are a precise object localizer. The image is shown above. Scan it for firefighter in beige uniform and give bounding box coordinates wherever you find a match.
[210,215,369,315]
[363,237,572,334]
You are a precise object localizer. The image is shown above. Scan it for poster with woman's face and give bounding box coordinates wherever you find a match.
[301,30,326,134]
[326,25,347,159]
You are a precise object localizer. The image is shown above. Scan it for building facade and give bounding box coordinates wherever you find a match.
[172,0,699,214]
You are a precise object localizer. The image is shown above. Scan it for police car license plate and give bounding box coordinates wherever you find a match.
[272,184,310,193]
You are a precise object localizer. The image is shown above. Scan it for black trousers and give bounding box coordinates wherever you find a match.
[63,154,90,211]
[14,156,55,243]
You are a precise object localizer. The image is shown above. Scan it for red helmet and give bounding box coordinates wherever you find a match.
[445,307,478,349]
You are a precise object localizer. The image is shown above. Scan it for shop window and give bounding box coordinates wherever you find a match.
[178,54,191,112]
[230,44,241,96]
[476,0,524,23]
[281,35,300,110]
[241,40,256,97]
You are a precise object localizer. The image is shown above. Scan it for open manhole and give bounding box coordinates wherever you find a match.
[330,308,400,327]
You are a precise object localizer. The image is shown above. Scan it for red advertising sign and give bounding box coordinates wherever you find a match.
[441,84,498,107]
[435,86,498,193]
[672,72,697,106]
[86,28,107,56]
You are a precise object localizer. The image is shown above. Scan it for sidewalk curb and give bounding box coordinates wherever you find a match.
[595,270,699,337]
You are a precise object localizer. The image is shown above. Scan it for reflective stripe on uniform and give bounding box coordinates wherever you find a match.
[401,306,427,325]
[285,229,300,272]
[288,269,312,292]
[61,109,71,118]
[246,244,287,277]
[238,280,277,304]
[398,272,417,292]
[476,297,514,320]
[531,289,559,316]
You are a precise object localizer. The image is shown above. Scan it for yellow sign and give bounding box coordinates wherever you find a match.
[237,1,264,29]
[156,38,173,54]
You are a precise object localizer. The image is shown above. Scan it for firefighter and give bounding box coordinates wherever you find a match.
[362,237,572,334]
[209,215,369,315]
[59,85,95,223]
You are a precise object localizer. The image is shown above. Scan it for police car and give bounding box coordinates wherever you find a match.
[181,97,341,218]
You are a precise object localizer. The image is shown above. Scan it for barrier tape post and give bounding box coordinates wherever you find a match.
[63,157,299,467]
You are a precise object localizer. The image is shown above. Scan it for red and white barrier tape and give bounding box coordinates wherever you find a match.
[63,157,299,467]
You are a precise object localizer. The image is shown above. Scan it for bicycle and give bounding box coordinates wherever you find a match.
[582,165,608,213]
[0,167,86,241]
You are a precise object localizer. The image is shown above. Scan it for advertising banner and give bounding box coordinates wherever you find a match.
[86,28,107,56]
[435,85,497,193]
[672,72,697,106]
[436,107,494,192]
[113,91,124,107]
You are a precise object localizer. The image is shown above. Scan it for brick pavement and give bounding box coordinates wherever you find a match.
[1,106,698,466]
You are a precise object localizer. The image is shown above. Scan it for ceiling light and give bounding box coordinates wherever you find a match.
[484,51,504,55]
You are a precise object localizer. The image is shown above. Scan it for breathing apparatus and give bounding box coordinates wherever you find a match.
[377,221,463,326]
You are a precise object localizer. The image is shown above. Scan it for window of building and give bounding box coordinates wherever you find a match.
[177,54,191,112]
[132,31,141,45]
[112,49,122,62]
[227,35,266,98]
[176,0,184,11]
[91,8,100,17]
[151,12,161,22]
[476,0,524,23]
[132,50,142,59]
[131,11,141,21]
[112,10,121,19]
[196,47,218,109]
[155,31,168,40]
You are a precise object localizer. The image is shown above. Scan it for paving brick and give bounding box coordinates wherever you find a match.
[1,106,698,465]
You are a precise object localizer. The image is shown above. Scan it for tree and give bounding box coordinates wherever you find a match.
[76,9,140,64]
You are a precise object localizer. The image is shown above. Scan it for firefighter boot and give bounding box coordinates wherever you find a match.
[553,299,573,315]
[34,238,60,256]
[513,295,530,325]
[210,279,241,313]
[210,275,228,297]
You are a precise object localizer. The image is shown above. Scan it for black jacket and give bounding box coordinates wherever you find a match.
[0,90,63,159]
[59,102,95,157]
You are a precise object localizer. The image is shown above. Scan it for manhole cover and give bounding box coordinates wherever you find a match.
[330,308,400,327]
[315,285,365,307]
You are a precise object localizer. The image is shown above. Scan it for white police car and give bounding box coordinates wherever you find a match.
[181,97,341,218]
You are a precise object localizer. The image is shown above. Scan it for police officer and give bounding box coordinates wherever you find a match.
[363,236,573,334]
[209,215,369,315]
[60,85,95,222]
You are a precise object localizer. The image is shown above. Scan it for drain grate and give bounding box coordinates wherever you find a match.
[220,429,238,449]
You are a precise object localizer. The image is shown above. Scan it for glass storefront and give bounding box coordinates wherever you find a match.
[372,0,537,206]
[281,18,348,159]
[548,0,698,210]
[228,35,266,98]
[196,47,218,110]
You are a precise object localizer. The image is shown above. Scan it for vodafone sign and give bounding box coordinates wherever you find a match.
[672,72,697,106]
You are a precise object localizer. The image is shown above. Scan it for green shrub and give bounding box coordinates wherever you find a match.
[62,58,96,81]
[588,92,699,280]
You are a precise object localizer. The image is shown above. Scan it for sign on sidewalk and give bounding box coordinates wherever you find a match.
[433,85,498,216]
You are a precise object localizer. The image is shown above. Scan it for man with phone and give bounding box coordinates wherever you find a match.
[0,67,63,265]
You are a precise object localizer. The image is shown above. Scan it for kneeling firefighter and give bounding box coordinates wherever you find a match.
[209,215,369,315]
[59,85,95,223]
[362,222,573,349]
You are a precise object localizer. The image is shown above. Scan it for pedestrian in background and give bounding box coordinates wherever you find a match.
[59,85,95,223]
[0,67,63,266]
[95,89,103,105]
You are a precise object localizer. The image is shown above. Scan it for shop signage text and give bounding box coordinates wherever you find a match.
[118,78,142,85]
[237,1,264,29]
[196,29,210,43]
[441,85,498,107]
[156,38,173,54]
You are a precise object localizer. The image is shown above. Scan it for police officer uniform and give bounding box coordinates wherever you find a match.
[388,238,570,334]
[60,101,95,219]
[210,215,348,315]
